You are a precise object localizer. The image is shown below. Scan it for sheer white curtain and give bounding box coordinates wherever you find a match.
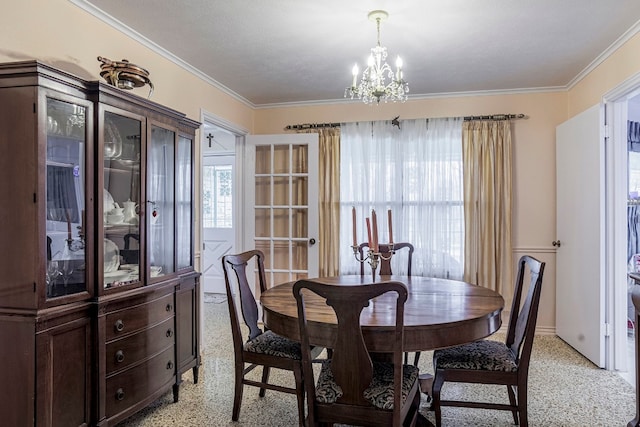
[339,118,464,278]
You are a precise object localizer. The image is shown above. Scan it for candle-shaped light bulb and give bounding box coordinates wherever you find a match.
[352,64,359,87]
[368,54,375,67]
[396,56,403,80]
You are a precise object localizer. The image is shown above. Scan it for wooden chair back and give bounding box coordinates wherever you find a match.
[293,279,411,425]
[221,250,268,347]
[505,255,546,372]
[358,242,414,276]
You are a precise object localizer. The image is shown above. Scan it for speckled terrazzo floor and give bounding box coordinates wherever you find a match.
[116,296,637,427]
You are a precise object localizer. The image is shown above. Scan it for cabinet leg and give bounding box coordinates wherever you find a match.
[173,383,179,403]
[192,365,199,384]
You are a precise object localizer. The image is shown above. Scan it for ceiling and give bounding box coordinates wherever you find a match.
[79,0,640,107]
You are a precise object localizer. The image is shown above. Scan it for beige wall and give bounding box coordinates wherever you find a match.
[0,0,255,129]
[4,0,640,333]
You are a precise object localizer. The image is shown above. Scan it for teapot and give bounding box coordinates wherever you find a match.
[123,199,139,223]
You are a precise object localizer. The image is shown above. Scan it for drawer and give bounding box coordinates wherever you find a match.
[106,293,174,341]
[105,346,175,419]
[106,317,175,375]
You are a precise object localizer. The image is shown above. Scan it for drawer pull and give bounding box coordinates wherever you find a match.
[166,329,173,338]
[166,303,173,312]
[167,360,174,370]
[116,388,125,401]
[114,319,124,332]
[115,350,125,363]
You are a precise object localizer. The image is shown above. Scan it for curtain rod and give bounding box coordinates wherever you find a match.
[284,114,526,130]
[284,122,340,130]
[463,113,526,121]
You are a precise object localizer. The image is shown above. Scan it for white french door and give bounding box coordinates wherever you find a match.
[244,134,319,293]
[555,104,606,367]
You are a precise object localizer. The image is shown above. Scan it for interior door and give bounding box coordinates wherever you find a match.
[555,103,605,367]
[245,134,319,293]
[202,155,235,293]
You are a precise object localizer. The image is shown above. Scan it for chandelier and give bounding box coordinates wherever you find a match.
[345,10,409,104]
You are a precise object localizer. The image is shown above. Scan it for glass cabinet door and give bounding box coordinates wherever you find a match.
[45,98,87,298]
[176,135,193,270]
[102,111,142,288]
[148,126,175,278]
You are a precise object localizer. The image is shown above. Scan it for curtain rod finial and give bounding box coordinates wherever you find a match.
[392,116,400,129]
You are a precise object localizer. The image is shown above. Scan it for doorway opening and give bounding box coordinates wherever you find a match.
[199,114,246,296]
[620,93,640,386]
[604,73,640,387]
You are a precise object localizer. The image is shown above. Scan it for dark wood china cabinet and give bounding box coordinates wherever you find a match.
[0,61,200,426]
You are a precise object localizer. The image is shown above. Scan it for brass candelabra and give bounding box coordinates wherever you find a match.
[352,243,395,280]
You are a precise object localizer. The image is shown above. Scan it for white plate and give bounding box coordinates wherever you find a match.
[104,270,133,282]
[104,238,120,273]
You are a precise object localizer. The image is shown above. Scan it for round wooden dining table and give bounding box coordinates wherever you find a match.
[260,275,505,353]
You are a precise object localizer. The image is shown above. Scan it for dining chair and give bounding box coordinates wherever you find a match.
[222,250,322,426]
[358,242,414,276]
[430,255,546,427]
[293,279,421,427]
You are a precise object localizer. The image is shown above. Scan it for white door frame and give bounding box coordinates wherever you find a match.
[603,73,640,372]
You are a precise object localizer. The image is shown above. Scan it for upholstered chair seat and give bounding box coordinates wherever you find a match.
[434,340,518,372]
[243,330,302,360]
[315,360,419,409]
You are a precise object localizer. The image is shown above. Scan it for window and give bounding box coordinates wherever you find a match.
[339,118,464,279]
[203,163,233,228]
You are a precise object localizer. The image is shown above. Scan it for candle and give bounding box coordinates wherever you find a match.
[352,206,357,247]
[388,209,393,244]
[65,209,72,241]
[371,209,379,252]
[366,217,373,249]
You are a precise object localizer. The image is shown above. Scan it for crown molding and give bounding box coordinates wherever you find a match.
[68,0,256,109]
[567,19,640,90]
[256,86,567,109]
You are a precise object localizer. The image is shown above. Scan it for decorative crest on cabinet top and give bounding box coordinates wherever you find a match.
[97,56,154,99]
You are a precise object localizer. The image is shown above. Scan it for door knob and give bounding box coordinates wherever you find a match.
[309,238,316,246]
[552,240,561,247]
